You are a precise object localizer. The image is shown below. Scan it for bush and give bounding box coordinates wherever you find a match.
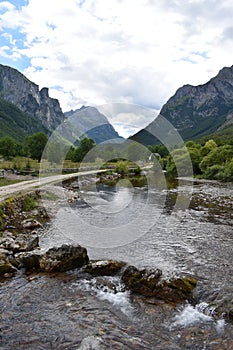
[115,161,129,175]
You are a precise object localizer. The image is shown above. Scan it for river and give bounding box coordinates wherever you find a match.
[0,176,232,349]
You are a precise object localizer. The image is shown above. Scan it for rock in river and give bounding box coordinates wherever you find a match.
[39,244,89,272]
[21,219,42,230]
[0,253,16,276]
[85,260,125,276]
[122,265,197,303]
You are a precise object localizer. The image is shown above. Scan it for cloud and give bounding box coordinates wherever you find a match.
[0,0,232,134]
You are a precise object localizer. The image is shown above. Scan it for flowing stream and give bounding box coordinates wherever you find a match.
[0,176,233,349]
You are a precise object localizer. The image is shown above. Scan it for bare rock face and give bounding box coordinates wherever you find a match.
[39,244,89,272]
[132,65,233,145]
[0,64,64,130]
[122,265,197,303]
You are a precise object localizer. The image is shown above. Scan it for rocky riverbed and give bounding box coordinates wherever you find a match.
[1,177,233,349]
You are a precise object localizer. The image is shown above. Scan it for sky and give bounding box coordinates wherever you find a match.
[0,0,232,137]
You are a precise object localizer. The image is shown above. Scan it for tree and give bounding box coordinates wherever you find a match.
[26,132,48,161]
[0,137,16,159]
[46,141,63,164]
[127,142,148,161]
[72,137,95,162]
[200,145,233,173]
[200,139,217,157]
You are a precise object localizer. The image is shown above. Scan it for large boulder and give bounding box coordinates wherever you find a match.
[85,260,125,276]
[122,265,197,303]
[39,244,89,272]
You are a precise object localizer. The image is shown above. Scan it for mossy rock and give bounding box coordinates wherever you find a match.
[39,244,89,272]
[85,260,125,276]
[122,266,162,296]
[0,253,16,276]
[122,265,197,303]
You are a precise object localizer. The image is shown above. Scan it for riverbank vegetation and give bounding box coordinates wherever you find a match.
[149,138,233,181]
[0,131,233,182]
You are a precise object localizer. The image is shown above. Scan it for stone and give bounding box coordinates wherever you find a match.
[15,251,41,271]
[24,235,39,251]
[39,244,89,272]
[122,265,197,303]
[0,253,16,276]
[77,335,106,350]
[21,219,42,230]
[85,260,125,276]
[122,265,162,296]
[0,232,39,253]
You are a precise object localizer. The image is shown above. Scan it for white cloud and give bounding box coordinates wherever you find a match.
[0,0,232,134]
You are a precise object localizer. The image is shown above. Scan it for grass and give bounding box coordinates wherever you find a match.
[0,178,22,187]
[0,157,40,171]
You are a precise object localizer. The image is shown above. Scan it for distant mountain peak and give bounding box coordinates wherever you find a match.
[131,65,233,145]
[64,106,123,144]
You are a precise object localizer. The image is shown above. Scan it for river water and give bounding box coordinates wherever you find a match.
[0,176,233,349]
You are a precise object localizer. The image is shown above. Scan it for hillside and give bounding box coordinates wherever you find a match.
[0,64,64,131]
[131,65,233,145]
[0,64,122,145]
[0,97,48,142]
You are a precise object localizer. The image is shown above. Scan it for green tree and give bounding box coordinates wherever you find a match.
[0,137,16,159]
[166,147,194,177]
[148,144,169,158]
[26,132,48,161]
[46,141,63,164]
[127,142,148,161]
[200,145,233,173]
[72,137,95,162]
[200,139,217,157]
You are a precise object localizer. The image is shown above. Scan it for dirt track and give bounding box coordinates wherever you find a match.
[0,169,107,202]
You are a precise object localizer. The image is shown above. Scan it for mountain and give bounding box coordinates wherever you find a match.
[0,64,122,144]
[131,65,233,145]
[0,64,64,131]
[64,106,123,144]
[0,97,48,142]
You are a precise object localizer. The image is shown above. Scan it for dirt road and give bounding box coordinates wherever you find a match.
[0,169,107,202]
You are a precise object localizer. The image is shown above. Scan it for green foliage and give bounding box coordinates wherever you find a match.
[65,146,76,160]
[200,145,233,172]
[26,132,48,161]
[115,160,129,175]
[153,138,233,182]
[46,141,63,164]
[127,142,149,161]
[0,97,48,142]
[22,195,36,211]
[200,139,217,157]
[0,136,16,159]
[148,144,169,158]
[25,159,31,170]
[72,137,95,162]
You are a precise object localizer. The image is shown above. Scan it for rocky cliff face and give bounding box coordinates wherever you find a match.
[0,64,64,130]
[132,65,233,145]
[65,106,123,144]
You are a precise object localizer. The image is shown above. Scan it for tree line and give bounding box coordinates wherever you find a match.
[149,139,233,182]
[0,132,233,181]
